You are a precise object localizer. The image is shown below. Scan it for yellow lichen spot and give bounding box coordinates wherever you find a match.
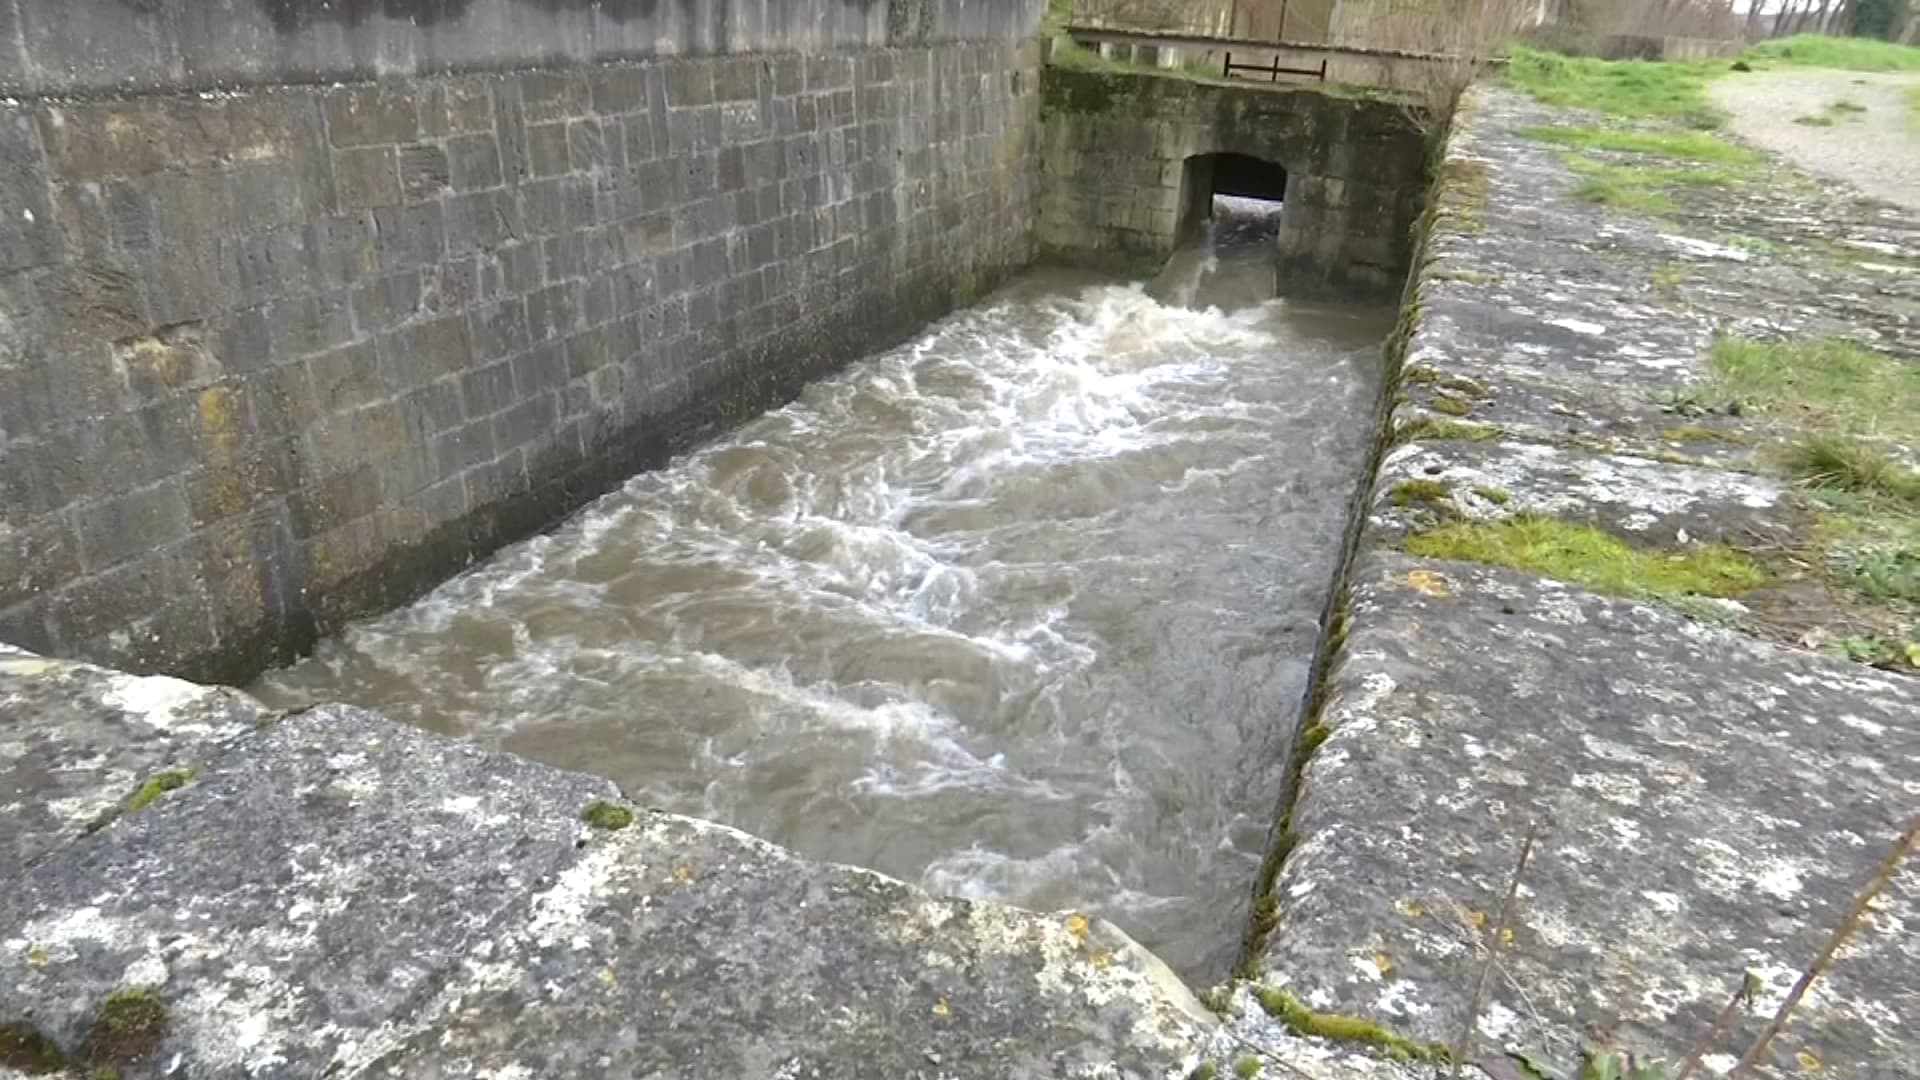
[1498,928,1514,946]
[1463,909,1488,930]
[1394,899,1426,919]
[25,945,49,968]
[1089,949,1113,970]
[197,385,241,458]
[931,997,951,1017]
[1402,569,1452,597]
[1797,1049,1822,1071]
[672,864,695,883]
[598,967,616,987]
[1065,913,1090,939]
[1371,952,1394,977]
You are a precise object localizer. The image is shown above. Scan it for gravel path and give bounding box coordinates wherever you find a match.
[1710,67,1920,210]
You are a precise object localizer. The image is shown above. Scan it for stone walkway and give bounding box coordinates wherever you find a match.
[1244,85,1920,1077]
[1711,67,1920,212]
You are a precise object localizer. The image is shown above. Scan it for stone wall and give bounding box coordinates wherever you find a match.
[0,0,1033,96]
[1035,67,1426,300]
[0,6,1042,681]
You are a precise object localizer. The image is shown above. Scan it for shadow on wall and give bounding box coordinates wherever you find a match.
[113,0,882,31]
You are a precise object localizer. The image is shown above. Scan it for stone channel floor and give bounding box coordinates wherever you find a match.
[1243,85,1919,1079]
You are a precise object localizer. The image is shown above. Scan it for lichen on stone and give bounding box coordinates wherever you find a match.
[1252,986,1452,1063]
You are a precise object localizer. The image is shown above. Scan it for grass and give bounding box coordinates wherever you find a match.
[1789,437,1920,503]
[1561,153,1741,213]
[1518,125,1761,165]
[1742,33,1920,73]
[1505,45,1724,127]
[1708,336,1920,442]
[1405,516,1768,599]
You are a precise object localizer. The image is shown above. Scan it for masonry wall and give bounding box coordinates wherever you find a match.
[0,1,1042,682]
[1035,67,1426,300]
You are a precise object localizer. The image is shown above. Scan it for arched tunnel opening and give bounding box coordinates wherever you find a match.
[1177,152,1289,242]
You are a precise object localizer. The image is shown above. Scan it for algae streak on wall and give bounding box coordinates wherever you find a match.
[0,0,1044,683]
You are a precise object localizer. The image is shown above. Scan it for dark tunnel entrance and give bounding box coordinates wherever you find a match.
[1177,152,1289,242]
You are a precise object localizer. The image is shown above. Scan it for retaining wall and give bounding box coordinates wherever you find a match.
[0,0,1042,681]
[1035,67,1427,301]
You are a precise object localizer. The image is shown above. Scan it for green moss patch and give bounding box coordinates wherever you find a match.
[82,988,167,1066]
[1405,516,1768,600]
[1,1020,67,1074]
[1253,986,1452,1063]
[1395,416,1504,444]
[580,799,635,831]
[1233,1054,1262,1078]
[1389,479,1452,507]
[125,769,193,813]
[1743,33,1920,73]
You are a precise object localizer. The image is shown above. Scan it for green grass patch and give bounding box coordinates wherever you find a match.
[1561,153,1741,213]
[1789,437,1920,502]
[1518,125,1761,164]
[1709,335,1920,442]
[1742,33,1920,73]
[1406,516,1768,599]
[1505,45,1724,126]
[1808,487,1920,608]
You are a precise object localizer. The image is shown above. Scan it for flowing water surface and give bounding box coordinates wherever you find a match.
[255,218,1389,979]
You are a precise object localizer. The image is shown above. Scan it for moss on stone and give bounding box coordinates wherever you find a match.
[125,768,193,813]
[1436,374,1490,398]
[1472,485,1512,505]
[1234,1054,1262,1077]
[1389,479,1452,507]
[1189,1063,1218,1080]
[0,1020,67,1074]
[1395,416,1503,444]
[1429,395,1473,417]
[1253,986,1452,1063]
[82,987,167,1065]
[1405,516,1768,599]
[580,799,635,831]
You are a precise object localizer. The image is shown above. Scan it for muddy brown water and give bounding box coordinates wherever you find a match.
[254,210,1391,979]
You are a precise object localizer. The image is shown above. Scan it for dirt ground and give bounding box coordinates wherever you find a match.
[1710,66,1920,210]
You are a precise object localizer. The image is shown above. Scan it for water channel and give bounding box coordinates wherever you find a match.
[252,205,1391,980]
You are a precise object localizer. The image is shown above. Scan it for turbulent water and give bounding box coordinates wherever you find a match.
[254,209,1389,979]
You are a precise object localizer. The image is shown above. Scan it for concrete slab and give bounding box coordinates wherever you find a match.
[1263,552,1920,1076]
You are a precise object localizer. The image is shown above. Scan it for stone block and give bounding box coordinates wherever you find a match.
[459,359,517,418]
[566,118,607,171]
[422,80,496,136]
[324,86,420,148]
[518,71,590,124]
[371,202,447,272]
[510,340,567,398]
[72,480,191,572]
[378,312,473,392]
[445,133,504,191]
[333,145,402,209]
[589,66,650,116]
[0,111,61,273]
[305,340,383,414]
[399,143,451,202]
[665,63,715,108]
[524,122,572,178]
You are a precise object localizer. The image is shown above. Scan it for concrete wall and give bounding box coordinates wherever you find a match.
[1036,67,1426,300]
[0,3,1042,681]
